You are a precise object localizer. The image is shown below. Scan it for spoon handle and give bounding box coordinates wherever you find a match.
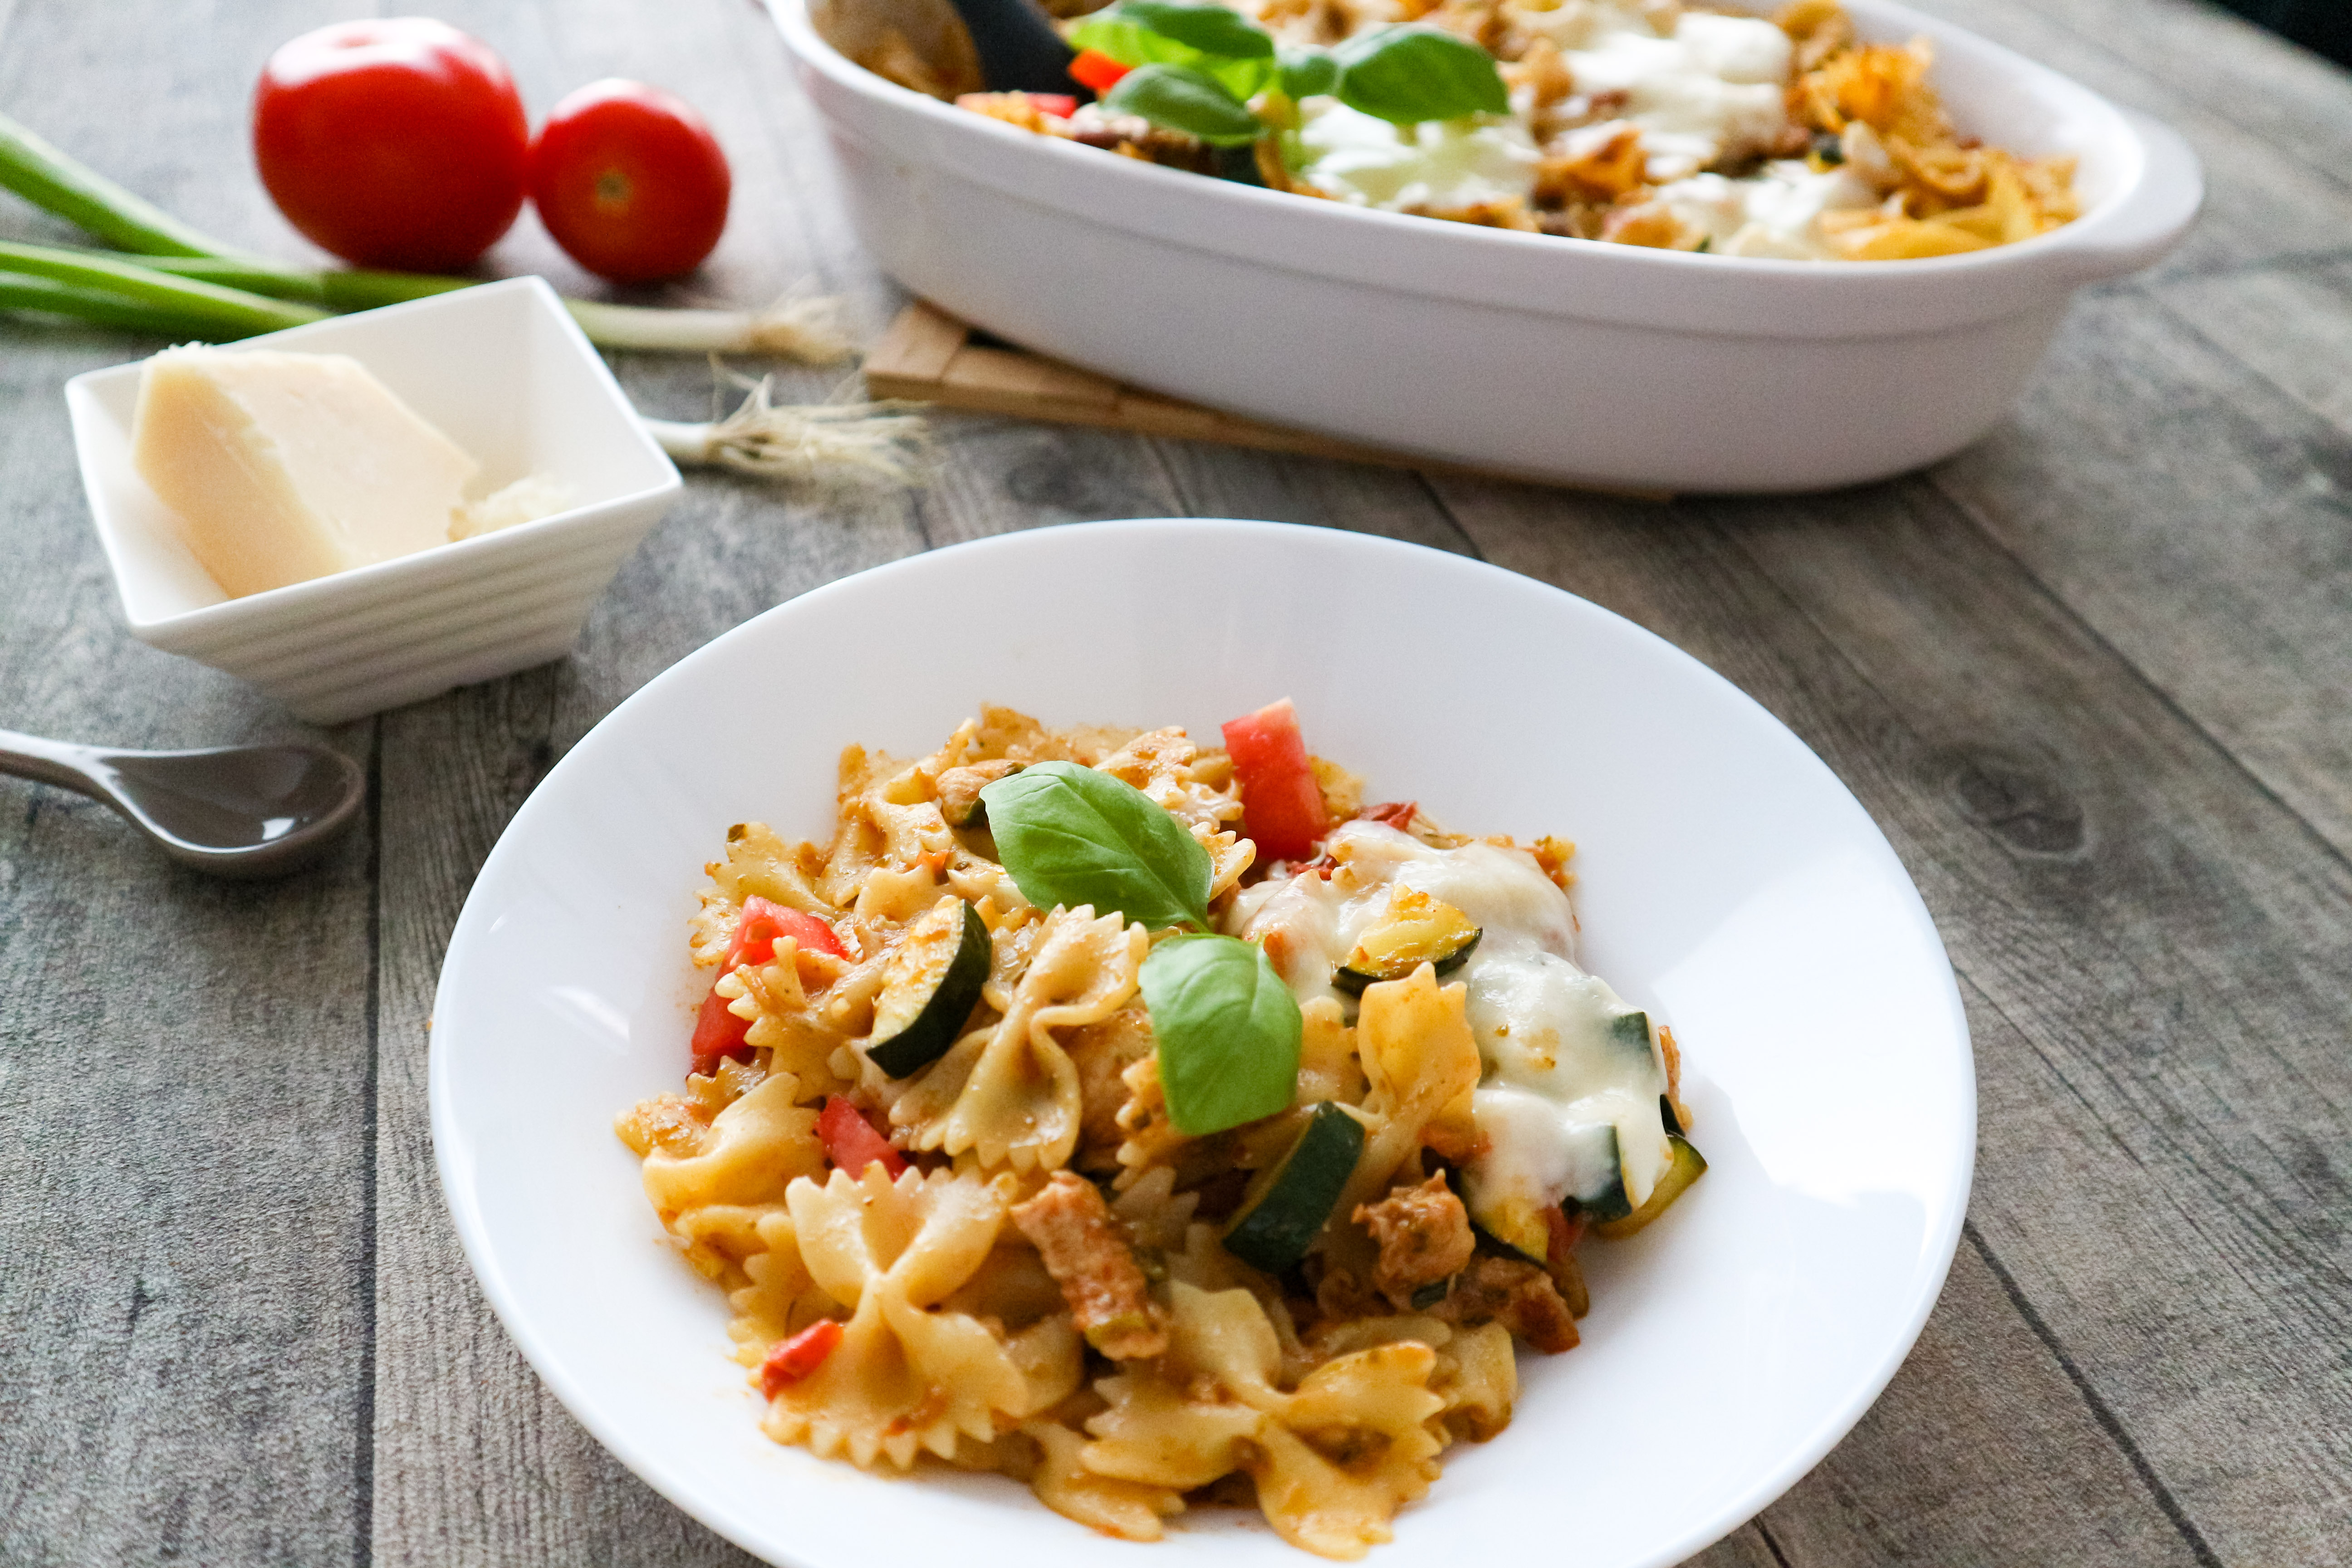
[0,728,107,798]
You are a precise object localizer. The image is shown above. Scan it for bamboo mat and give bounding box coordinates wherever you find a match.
[862,301,1668,499]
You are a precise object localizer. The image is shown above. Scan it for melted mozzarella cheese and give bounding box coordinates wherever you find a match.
[1293,100,1541,213]
[1519,2,1793,179]
[1228,819,1673,1250]
[1650,162,1882,258]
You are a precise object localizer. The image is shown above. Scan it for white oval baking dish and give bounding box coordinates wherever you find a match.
[770,0,2200,493]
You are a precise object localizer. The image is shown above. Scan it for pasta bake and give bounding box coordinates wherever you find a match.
[936,0,2078,260]
[615,702,1705,1558]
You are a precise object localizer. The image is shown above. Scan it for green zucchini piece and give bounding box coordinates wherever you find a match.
[1409,1277,1452,1311]
[1334,886,1482,995]
[1222,1101,1366,1273]
[866,899,990,1078]
[1559,1123,1632,1225]
[1592,1135,1706,1239]
[1608,1009,1655,1063]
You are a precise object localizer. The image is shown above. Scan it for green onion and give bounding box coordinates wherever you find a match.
[0,274,288,339]
[0,109,240,258]
[0,112,854,361]
[0,241,326,336]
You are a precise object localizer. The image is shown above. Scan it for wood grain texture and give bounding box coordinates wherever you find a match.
[0,3,376,1566]
[360,1,924,1563]
[864,304,1672,495]
[1422,472,2352,1563]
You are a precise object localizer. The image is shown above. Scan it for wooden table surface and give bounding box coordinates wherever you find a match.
[3,0,2349,1563]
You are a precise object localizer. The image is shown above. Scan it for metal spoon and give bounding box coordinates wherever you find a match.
[0,728,365,878]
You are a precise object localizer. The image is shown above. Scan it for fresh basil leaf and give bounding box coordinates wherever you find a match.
[1067,7,1275,98]
[1277,48,1337,101]
[1332,25,1508,124]
[980,760,1214,929]
[1103,64,1266,147]
[1119,0,1274,60]
[1141,934,1303,1134]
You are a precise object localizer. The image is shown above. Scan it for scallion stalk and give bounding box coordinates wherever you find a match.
[0,241,325,336]
[0,274,284,339]
[2,113,855,360]
[0,109,240,258]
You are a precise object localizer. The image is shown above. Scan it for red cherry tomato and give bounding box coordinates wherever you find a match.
[252,18,529,271]
[529,80,731,284]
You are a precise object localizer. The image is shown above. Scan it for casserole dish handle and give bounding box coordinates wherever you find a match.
[2051,112,2204,282]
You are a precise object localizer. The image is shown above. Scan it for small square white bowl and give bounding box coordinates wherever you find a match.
[65,276,683,724]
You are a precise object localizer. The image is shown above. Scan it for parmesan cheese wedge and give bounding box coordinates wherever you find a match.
[131,347,480,598]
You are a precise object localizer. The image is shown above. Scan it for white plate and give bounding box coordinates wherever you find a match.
[432,519,1974,1568]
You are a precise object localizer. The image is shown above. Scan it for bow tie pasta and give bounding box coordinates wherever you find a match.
[615,706,1708,1558]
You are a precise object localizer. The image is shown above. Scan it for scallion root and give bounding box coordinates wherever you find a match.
[643,373,927,490]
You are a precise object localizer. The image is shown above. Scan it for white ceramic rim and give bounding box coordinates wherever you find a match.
[769,0,2204,337]
[64,275,682,639]
[431,518,1976,1568]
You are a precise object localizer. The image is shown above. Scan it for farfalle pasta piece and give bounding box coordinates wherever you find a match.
[690,822,834,965]
[1303,1315,1516,1443]
[767,1165,1081,1468]
[720,948,856,1096]
[891,905,1145,1172]
[724,1209,836,1366]
[1097,727,1244,834]
[1028,1417,1186,1541]
[1340,966,1482,1218]
[1084,1282,1444,1559]
[635,1071,826,1277]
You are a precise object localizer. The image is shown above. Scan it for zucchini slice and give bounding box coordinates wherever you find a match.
[866,898,991,1078]
[1222,1101,1366,1273]
[1608,1009,1656,1064]
[1334,886,1482,995]
[1592,1134,1706,1239]
[1560,1123,1633,1225]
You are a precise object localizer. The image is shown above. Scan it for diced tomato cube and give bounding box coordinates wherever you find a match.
[1545,1204,1588,1264]
[1026,92,1078,118]
[1221,698,1331,862]
[689,984,752,1075]
[729,896,847,967]
[759,1319,844,1396]
[818,1096,907,1179]
[1068,48,1132,93]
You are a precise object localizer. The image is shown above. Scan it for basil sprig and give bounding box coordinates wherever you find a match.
[1105,64,1267,147]
[1069,2,1509,139]
[1068,4,1274,99]
[1329,26,1510,122]
[978,758,1301,1135]
[979,761,1213,930]
[1140,934,1303,1134]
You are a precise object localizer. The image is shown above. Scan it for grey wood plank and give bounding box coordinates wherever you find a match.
[362,0,931,1561]
[0,1,381,1565]
[1926,286,2352,862]
[2157,256,2352,434]
[1689,1156,2212,1567]
[1144,441,1482,556]
[1423,473,2352,1565]
[1960,0,2352,199]
[1906,0,2352,284]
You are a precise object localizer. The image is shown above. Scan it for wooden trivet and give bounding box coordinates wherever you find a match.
[862,301,1668,499]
